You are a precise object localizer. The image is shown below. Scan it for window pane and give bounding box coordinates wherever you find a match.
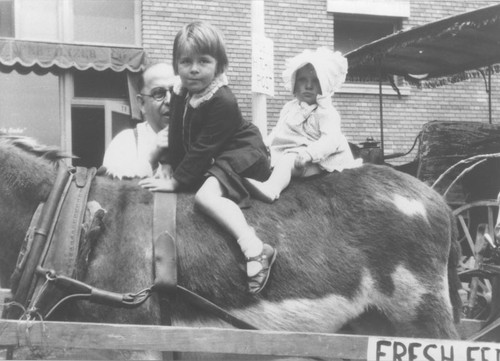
[74,0,136,45]
[0,0,14,37]
[73,69,128,99]
[16,0,59,41]
[335,15,398,83]
[335,16,395,54]
[0,69,60,146]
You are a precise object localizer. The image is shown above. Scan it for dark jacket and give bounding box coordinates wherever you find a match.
[166,85,269,189]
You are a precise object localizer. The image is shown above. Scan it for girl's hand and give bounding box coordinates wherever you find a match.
[155,164,173,179]
[295,150,312,169]
[139,177,179,192]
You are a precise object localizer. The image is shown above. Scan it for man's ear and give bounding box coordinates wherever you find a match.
[137,94,146,113]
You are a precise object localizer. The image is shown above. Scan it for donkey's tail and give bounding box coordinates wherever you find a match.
[448,210,463,323]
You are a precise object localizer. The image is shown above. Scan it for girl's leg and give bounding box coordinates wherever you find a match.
[245,153,296,203]
[195,176,276,293]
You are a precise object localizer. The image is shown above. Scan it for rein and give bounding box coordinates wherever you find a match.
[4,162,258,331]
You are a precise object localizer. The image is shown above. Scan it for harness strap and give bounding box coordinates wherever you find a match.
[152,192,178,360]
[29,166,97,316]
[153,193,177,291]
[9,203,44,292]
[177,286,258,330]
[9,162,71,316]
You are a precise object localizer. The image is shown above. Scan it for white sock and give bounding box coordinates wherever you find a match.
[237,229,264,277]
[237,229,264,258]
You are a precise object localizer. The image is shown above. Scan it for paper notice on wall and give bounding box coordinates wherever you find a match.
[252,36,274,97]
[367,336,500,361]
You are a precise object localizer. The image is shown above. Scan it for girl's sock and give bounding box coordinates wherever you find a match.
[237,229,264,277]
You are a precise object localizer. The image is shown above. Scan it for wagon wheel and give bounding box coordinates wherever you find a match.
[453,199,499,320]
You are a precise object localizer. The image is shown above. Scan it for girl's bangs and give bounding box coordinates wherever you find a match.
[178,37,213,57]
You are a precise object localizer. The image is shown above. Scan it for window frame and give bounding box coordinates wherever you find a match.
[331,7,410,96]
[12,0,141,47]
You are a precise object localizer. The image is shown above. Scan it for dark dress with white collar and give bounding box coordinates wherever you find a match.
[165,85,270,208]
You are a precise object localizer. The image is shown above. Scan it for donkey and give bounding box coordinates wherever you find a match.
[0,135,461,359]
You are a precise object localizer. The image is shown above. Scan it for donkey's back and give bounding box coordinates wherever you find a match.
[83,163,460,339]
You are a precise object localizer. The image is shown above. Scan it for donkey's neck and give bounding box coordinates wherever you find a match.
[0,143,57,287]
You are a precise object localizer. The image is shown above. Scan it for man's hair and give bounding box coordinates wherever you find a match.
[172,21,228,76]
[138,63,160,91]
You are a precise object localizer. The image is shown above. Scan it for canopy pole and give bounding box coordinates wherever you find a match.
[378,66,385,157]
[488,66,492,124]
[480,66,493,124]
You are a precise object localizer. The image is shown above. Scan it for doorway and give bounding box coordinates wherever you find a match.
[71,107,105,168]
[70,101,132,168]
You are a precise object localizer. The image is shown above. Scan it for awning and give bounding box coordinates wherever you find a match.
[0,38,146,73]
[345,3,500,87]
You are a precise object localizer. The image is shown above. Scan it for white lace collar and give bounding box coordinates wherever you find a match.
[173,73,229,109]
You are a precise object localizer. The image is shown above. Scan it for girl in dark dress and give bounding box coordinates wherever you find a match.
[139,21,276,294]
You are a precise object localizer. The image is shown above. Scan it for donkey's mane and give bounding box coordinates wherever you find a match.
[0,133,70,162]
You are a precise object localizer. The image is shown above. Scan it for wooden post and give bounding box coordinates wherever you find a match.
[251,0,268,137]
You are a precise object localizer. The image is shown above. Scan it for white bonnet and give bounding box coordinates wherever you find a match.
[282,47,348,96]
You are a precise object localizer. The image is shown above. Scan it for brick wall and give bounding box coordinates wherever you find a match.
[141,0,500,165]
[142,1,253,118]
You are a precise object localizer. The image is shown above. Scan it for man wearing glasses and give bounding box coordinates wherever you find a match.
[102,63,177,179]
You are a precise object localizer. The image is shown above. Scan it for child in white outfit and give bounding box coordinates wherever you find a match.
[246,47,361,203]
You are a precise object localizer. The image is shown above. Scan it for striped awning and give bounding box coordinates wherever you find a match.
[0,38,146,73]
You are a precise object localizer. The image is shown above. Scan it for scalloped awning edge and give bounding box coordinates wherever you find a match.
[0,38,147,73]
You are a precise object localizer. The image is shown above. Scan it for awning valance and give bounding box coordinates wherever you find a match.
[0,38,146,73]
[345,3,500,87]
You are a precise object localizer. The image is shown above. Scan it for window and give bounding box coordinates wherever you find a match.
[335,14,401,84]
[335,15,397,55]
[0,0,14,37]
[73,0,138,45]
[73,69,128,99]
[0,0,141,164]
[329,0,408,94]
[15,0,60,41]
[0,68,61,146]
[11,0,141,46]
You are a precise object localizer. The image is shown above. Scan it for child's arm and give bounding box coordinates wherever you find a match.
[305,109,344,162]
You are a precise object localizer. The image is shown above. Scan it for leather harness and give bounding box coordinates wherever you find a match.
[3,161,257,330]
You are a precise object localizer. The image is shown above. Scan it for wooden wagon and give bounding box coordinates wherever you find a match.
[346,2,500,341]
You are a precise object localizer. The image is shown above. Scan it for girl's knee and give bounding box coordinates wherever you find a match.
[195,177,224,209]
[194,187,209,209]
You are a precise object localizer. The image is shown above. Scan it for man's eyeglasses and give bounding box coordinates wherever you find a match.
[140,87,171,103]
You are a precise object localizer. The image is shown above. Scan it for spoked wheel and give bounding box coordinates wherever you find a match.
[453,199,499,320]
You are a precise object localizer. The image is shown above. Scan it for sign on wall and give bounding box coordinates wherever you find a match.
[252,36,274,97]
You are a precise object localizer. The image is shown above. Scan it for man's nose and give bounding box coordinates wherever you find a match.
[305,79,313,89]
[162,92,171,105]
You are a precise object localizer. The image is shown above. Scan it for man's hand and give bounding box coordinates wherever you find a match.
[156,127,169,149]
[149,127,169,166]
